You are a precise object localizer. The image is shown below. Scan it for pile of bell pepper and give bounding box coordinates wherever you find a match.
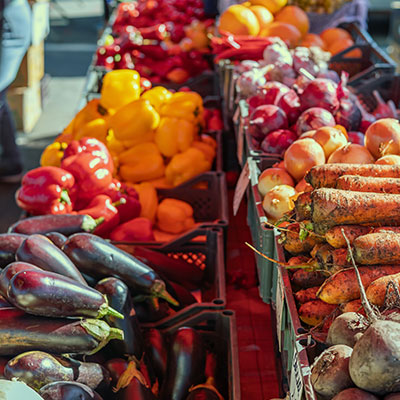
[95,1,214,83]
[20,139,198,241]
[41,69,222,189]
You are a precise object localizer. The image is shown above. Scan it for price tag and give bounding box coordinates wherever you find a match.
[275,267,284,352]
[290,346,304,400]
[233,160,250,216]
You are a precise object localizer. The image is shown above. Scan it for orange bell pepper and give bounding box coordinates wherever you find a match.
[130,182,158,223]
[74,118,108,143]
[72,99,105,133]
[160,91,203,123]
[106,130,125,156]
[118,142,165,183]
[100,69,141,112]
[165,147,211,186]
[122,131,155,149]
[191,140,216,163]
[40,142,68,167]
[145,176,173,189]
[154,117,195,157]
[141,86,173,112]
[156,198,195,234]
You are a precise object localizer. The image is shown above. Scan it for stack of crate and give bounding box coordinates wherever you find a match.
[7,0,50,133]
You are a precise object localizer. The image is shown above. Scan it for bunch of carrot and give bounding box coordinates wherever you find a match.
[277,163,400,329]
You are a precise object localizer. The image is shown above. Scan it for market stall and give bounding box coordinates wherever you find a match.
[1,0,400,398]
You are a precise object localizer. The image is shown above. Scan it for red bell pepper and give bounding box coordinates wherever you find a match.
[61,152,113,199]
[63,137,114,174]
[16,166,75,215]
[77,194,125,238]
[109,217,155,242]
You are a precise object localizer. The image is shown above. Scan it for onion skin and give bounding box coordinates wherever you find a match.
[313,127,348,159]
[376,155,400,165]
[328,144,375,164]
[365,118,400,159]
[262,184,297,222]
[257,168,294,197]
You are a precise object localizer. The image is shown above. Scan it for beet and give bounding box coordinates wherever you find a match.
[301,78,340,113]
[296,107,336,136]
[249,105,288,140]
[348,131,365,145]
[332,388,379,400]
[247,82,290,111]
[335,98,362,131]
[260,129,297,155]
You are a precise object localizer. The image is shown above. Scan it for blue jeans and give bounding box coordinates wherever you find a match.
[0,0,31,164]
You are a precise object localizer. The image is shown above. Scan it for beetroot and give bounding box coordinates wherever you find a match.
[260,129,297,155]
[276,90,301,124]
[348,131,365,145]
[296,107,336,136]
[301,78,340,113]
[317,70,340,83]
[335,98,361,131]
[247,82,290,111]
[249,105,288,140]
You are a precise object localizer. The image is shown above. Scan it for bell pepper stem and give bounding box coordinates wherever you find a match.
[112,198,127,207]
[60,190,71,205]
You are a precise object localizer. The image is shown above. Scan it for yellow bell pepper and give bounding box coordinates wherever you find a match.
[122,131,155,149]
[191,140,216,163]
[109,99,160,142]
[156,198,195,234]
[40,142,68,167]
[165,147,211,186]
[118,142,165,183]
[130,182,158,223]
[72,99,105,134]
[154,117,195,157]
[141,87,173,112]
[100,69,141,112]
[106,130,125,155]
[74,118,108,143]
[160,91,203,123]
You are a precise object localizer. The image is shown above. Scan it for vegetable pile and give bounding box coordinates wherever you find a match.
[0,229,227,399]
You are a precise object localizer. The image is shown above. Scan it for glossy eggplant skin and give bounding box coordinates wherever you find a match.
[0,233,27,269]
[16,234,87,285]
[134,299,171,323]
[168,281,197,308]
[4,351,110,392]
[0,262,41,298]
[95,277,144,362]
[144,328,167,386]
[7,269,109,319]
[40,381,104,400]
[113,377,157,400]
[160,327,206,400]
[0,309,119,356]
[186,389,221,400]
[45,232,68,249]
[63,233,166,297]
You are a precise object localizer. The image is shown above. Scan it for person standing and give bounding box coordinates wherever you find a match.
[0,0,31,181]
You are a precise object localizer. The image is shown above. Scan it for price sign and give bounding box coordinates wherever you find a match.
[275,267,284,352]
[290,346,304,400]
[233,160,250,216]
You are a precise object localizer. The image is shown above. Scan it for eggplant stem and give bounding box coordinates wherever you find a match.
[152,280,179,306]
[189,377,224,400]
[151,297,160,311]
[106,306,124,319]
[113,360,148,392]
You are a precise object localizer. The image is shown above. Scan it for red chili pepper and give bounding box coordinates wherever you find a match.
[16,167,75,215]
[138,24,168,41]
[109,217,154,242]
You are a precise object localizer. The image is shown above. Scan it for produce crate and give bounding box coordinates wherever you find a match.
[151,310,241,400]
[116,228,227,328]
[217,59,235,129]
[247,156,281,304]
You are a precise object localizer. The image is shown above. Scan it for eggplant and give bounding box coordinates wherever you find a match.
[16,234,87,285]
[168,281,197,308]
[0,379,43,399]
[0,262,42,297]
[0,308,123,355]
[40,381,103,400]
[95,277,144,362]
[63,233,177,305]
[113,377,156,400]
[45,231,68,248]
[8,214,103,235]
[7,269,123,319]
[160,327,206,400]
[134,298,172,323]
[0,296,11,308]
[105,359,128,384]
[133,247,203,289]
[0,233,26,268]
[4,351,110,392]
[144,328,167,386]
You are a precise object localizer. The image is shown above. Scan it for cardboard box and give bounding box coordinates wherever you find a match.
[30,0,50,46]
[11,42,45,88]
[7,82,42,133]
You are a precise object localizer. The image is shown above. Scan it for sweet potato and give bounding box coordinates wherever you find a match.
[291,269,326,289]
[294,192,312,221]
[372,227,400,234]
[306,164,400,189]
[298,300,337,326]
[281,222,324,255]
[294,287,319,304]
[317,265,400,304]
[365,272,400,306]
[311,189,400,234]
[326,225,371,249]
[340,299,363,314]
[336,175,400,194]
[315,246,351,272]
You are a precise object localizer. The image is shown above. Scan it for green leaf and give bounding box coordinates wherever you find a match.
[299,228,309,242]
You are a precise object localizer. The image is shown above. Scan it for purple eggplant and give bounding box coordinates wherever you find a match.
[134,298,172,323]
[105,358,128,384]
[160,327,206,400]
[16,234,87,285]
[113,377,156,400]
[4,351,110,392]
[45,232,68,248]
[7,269,123,319]
[0,308,123,355]
[0,262,42,298]
[0,296,11,309]
[95,277,144,363]
[168,281,197,308]
[8,214,103,235]
[144,328,167,386]
[63,233,177,305]
[40,381,104,400]
[0,233,27,269]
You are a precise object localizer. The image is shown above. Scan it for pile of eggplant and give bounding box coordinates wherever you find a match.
[0,215,226,400]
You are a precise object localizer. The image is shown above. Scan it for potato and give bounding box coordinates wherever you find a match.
[332,388,379,400]
[327,312,369,347]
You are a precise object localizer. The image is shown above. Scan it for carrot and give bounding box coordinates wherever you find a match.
[372,226,400,234]
[325,225,371,248]
[317,265,400,304]
[340,299,363,314]
[311,188,400,234]
[298,300,337,326]
[353,232,400,265]
[336,175,400,194]
[294,192,312,221]
[306,164,400,189]
[366,272,400,306]
[281,221,324,255]
[291,269,326,289]
[294,287,319,304]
